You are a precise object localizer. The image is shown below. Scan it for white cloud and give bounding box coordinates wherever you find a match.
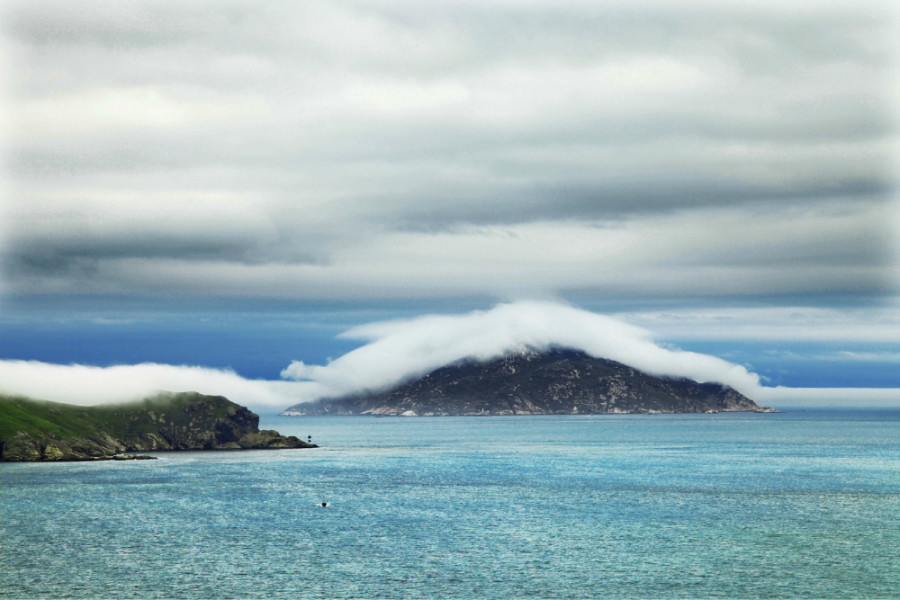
[14,87,270,140]
[758,386,900,407]
[2,302,898,412]
[616,305,900,342]
[282,301,764,397]
[7,199,888,300]
[3,0,895,306]
[0,360,318,409]
[831,351,900,363]
[1,1,896,416]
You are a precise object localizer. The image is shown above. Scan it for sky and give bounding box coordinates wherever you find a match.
[1,0,898,412]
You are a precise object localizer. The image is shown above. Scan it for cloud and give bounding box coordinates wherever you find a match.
[2,302,898,411]
[757,386,900,407]
[0,360,318,409]
[281,301,764,397]
[829,351,900,363]
[0,2,897,409]
[2,0,896,303]
[4,199,892,299]
[614,304,900,342]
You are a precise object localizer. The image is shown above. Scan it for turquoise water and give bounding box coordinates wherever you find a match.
[2,411,899,599]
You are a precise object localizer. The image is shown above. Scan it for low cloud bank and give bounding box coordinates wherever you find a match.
[757,386,900,407]
[2,302,898,412]
[282,301,764,397]
[0,360,318,409]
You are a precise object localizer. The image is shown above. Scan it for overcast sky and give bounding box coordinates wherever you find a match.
[1,1,898,409]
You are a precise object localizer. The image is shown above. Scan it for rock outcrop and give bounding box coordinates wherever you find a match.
[0,392,316,461]
[283,348,774,416]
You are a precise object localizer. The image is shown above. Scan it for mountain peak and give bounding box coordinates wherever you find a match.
[283,347,773,416]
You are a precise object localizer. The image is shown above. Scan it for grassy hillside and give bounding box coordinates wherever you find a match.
[1,391,312,461]
[0,394,102,440]
[0,392,237,442]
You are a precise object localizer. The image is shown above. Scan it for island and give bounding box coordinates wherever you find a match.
[283,348,774,416]
[0,391,316,462]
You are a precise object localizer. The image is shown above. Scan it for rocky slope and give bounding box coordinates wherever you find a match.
[1,392,316,461]
[283,348,773,416]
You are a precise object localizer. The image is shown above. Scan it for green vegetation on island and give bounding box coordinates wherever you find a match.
[0,392,316,462]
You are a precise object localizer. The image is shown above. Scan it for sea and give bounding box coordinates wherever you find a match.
[1,410,899,599]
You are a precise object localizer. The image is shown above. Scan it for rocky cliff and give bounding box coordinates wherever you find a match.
[1,392,316,461]
[283,348,773,416]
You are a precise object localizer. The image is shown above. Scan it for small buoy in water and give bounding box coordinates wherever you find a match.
[321,502,328,507]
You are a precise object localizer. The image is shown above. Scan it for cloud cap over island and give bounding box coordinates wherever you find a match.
[2,302,898,411]
[281,302,763,397]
